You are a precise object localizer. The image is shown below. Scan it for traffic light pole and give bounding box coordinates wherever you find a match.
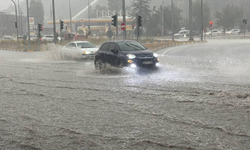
[38,24,41,49]
[189,0,194,41]
[11,0,19,48]
[122,0,126,40]
[60,20,64,44]
[26,0,30,50]
[52,0,57,44]
[201,0,203,41]
[171,0,174,41]
[137,15,139,42]
[116,13,118,40]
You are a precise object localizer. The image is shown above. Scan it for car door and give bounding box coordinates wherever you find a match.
[98,43,109,63]
[107,42,119,66]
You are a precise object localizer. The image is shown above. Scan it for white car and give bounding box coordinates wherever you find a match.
[30,35,38,41]
[174,30,190,37]
[41,35,54,42]
[205,29,221,36]
[63,41,98,59]
[1,36,16,40]
[225,29,240,35]
[41,35,61,42]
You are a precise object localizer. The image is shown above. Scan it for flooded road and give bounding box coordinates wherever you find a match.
[0,39,250,150]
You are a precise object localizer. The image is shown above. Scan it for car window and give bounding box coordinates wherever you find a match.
[100,43,109,51]
[109,43,116,51]
[71,43,76,47]
[77,42,95,48]
[118,41,146,51]
[66,43,72,48]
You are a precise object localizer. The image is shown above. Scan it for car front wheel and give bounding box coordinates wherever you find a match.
[95,59,104,70]
[118,60,125,68]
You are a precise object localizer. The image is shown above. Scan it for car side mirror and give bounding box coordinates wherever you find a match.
[110,49,117,54]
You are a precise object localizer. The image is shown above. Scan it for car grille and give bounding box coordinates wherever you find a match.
[137,54,154,60]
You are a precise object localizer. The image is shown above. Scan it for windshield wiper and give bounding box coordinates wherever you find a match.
[130,44,145,50]
[125,43,131,47]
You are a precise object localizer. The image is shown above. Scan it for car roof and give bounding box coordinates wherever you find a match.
[103,40,139,43]
[71,41,90,43]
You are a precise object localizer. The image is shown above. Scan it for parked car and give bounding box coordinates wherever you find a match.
[41,35,54,42]
[174,30,190,37]
[73,34,86,40]
[30,35,38,41]
[226,29,240,35]
[41,35,61,42]
[1,36,16,40]
[205,29,221,36]
[94,40,160,71]
[63,41,98,59]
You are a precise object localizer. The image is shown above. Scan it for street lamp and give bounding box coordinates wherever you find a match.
[69,0,72,32]
[26,0,31,50]
[11,0,19,48]
[162,0,164,37]
[88,0,90,31]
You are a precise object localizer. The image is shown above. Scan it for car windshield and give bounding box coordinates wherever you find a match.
[77,42,95,48]
[117,41,146,51]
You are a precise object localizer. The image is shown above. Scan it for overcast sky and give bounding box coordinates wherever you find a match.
[0,0,24,11]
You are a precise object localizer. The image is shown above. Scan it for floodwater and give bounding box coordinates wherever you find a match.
[0,39,250,149]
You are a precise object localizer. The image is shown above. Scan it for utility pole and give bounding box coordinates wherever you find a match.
[189,0,194,41]
[26,0,30,50]
[116,13,118,40]
[52,0,56,44]
[201,0,203,41]
[122,0,126,40]
[69,0,72,32]
[11,0,19,48]
[171,0,174,41]
[162,0,164,37]
[88,0,90,32]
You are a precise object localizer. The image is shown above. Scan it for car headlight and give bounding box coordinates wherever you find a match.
[127,54,136,59]
[84,51,91,54]
[153,53,158,58]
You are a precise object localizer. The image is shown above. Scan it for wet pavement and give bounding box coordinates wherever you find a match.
[0,39,250,150]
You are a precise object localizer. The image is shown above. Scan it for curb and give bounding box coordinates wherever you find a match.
[152,41,208,51]
[0,48,48,52]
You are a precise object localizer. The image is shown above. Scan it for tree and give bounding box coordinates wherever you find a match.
[107,0,122,11]
[93,4,108,18]
[214,4,244,31]
[30,0,44,25]
[130,0,151,37]
[131,0,151,20]
[145,5,182,36]
[192,0,211,31]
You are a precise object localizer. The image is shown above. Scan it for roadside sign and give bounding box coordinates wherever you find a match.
[121,23,125,30]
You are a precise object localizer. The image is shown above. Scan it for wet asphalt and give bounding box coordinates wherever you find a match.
[0,39,250,150]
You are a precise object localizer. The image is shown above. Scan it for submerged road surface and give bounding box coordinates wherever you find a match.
[0,39,250,150]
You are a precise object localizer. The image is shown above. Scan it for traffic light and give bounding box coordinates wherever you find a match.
[210,21,213,27]
[138,15,142,27]
[60,20,64,30]
[132,24,135,30]
[38,23,43,32]
[111,15,117,27]
[15,22,17,28]
[243,19,247,24]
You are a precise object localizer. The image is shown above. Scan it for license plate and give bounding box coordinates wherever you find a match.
[143,61,153,64]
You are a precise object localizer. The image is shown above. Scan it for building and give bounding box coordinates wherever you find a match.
[0,11,26,37]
